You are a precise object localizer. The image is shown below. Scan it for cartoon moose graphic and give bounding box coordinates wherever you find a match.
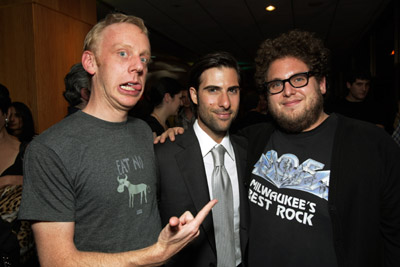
[117,174,150,208]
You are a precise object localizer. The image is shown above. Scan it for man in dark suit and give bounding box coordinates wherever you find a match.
[155,52,248,267]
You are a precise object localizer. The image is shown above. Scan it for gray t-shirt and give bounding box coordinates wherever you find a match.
[19,111,161,252]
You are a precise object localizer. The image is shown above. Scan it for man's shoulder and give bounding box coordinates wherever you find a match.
[155,129,197,153]
[235,121,275,139]
[33,112,82,144]
[336,113,383,132]
[335,114,394,146]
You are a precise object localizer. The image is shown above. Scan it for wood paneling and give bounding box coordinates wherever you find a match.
[0,0,96,133]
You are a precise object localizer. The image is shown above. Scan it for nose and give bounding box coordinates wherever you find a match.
[129,56,144,73]
[282,81,297,97]
[219,91,231,109]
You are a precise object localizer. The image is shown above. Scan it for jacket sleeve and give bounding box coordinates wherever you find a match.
[380,135,400,266]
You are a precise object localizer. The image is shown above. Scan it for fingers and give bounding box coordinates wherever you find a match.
[154,127,185,144]
[168,216,181,233]
[153,136,161,144]
[166,199,217,236]
[174,127,185,135]
[169,216,180,227]
[166,130,176,142]
[193,199,218,225]
[179,211,194,225]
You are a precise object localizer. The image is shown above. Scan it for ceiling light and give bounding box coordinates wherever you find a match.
[265,5,276,11]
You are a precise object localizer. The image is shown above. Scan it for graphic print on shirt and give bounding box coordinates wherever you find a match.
[249,150,331,226]
[115,156,150,211]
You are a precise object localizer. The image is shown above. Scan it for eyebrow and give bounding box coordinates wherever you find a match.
[202,85,240,90]
[202,85,221,90]
[112,44,151,56]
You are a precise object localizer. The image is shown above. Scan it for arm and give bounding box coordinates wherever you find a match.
[381,139,400,266]
[33,199,217,267]
[0,175,23,187]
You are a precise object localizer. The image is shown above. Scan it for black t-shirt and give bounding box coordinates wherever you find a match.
[327,98,385,125]
[144,115,168,136]
[248,114,338,267]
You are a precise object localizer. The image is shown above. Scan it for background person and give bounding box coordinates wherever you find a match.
[7,101,36,143]
[144,77,183,137]
[174,89,196,130]
[63,62,91,115]
[325,69,385,128]
[0,83,38,267]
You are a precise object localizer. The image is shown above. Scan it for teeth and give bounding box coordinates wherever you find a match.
[121,84,136,91]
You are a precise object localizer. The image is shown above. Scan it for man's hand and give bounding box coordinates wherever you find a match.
[153,127,185,144]
[155,199,217,262]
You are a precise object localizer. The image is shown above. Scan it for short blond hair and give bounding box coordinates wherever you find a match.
[83,13,148,53]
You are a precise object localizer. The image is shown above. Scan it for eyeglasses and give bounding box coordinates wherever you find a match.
[263,71,315,95]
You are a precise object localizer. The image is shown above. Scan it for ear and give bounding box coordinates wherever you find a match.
[189,87,198,105]
[82,51,97,75]
[346,82,351,90]
[164,93,172,103]
[319,76,327,95]
[80,88,90,101]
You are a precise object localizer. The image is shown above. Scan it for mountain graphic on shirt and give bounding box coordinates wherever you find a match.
[252,150,330,200]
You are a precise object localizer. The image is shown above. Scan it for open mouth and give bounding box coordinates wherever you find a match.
[120,82,140,91]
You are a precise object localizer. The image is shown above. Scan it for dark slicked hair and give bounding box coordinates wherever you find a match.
[254,30,330,89]
[345,69,371,84]
[63,63,91,107]
[189,51,240,90]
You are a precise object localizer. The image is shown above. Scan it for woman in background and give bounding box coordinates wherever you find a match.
[0,84,38,267]
[144,77,183,137]
[7,101,36,143]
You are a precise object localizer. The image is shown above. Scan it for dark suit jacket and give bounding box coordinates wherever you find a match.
[155,127,249,267]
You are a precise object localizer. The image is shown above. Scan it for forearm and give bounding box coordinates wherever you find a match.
[0,175,23,187]
[37,242,169,267]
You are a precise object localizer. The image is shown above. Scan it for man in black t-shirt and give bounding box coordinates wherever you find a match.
[242,30,400,267]
[325,70,385,128]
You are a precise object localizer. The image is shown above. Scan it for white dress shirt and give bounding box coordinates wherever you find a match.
[193,120,242,266]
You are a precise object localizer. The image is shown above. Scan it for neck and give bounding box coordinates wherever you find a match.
[0,127,18,144]
[302,112,329,132]
[345,94,362,103]
[83,95,128,123]
[151,108,168,129]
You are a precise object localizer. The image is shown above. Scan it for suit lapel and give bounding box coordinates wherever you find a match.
[175,128,217,253]
[231,134,249,257]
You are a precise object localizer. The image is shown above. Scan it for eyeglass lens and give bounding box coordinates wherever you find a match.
[267,72,310,94]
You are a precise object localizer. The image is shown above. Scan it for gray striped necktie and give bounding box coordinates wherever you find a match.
[211,145,236,267]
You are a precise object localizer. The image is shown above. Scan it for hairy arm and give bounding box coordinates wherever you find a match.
[33,199,217,267]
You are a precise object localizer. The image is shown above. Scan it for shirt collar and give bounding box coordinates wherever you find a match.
[193,119,235,161]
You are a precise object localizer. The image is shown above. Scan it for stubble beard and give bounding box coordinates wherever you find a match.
[198,106,236,136]
[268,89,324,133]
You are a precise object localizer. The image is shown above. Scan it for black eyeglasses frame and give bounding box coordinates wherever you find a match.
[262,71,315,95]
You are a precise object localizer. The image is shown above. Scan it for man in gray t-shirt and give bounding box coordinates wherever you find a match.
[19,13,216,266]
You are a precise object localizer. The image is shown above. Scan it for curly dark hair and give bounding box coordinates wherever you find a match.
[254,30,330,89]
